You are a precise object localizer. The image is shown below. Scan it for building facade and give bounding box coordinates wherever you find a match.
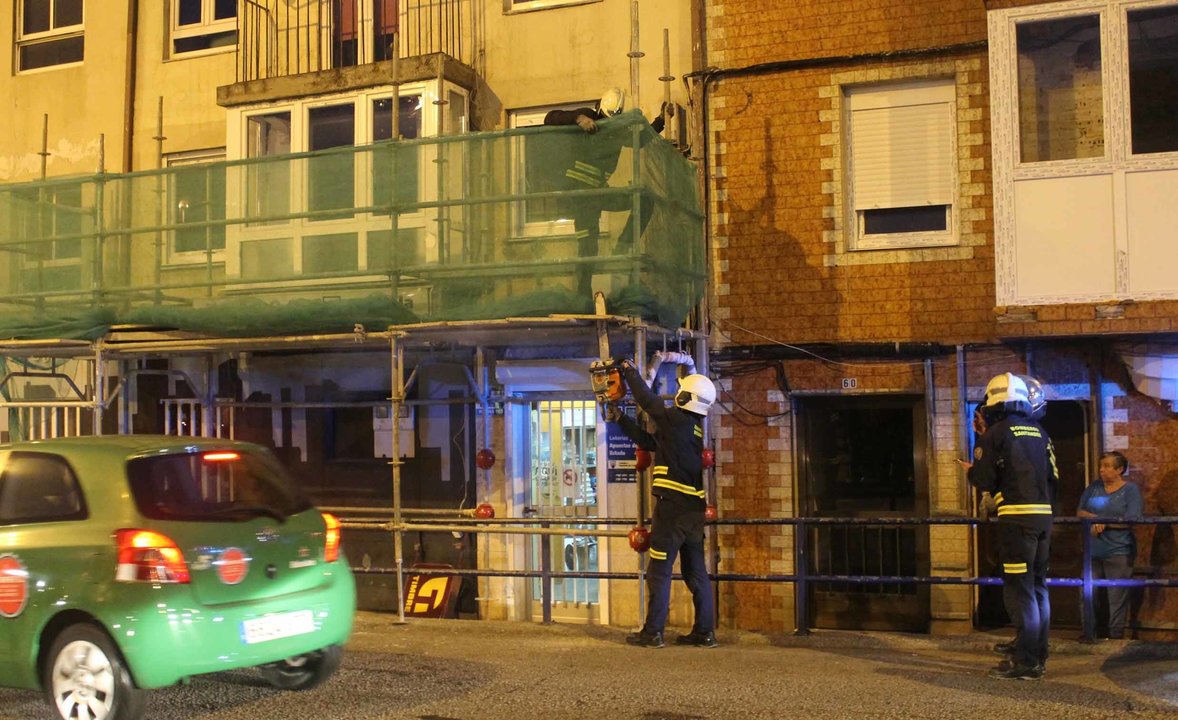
[700,0,1178,636]
[0,0,707,631]
[3,0,1177,639]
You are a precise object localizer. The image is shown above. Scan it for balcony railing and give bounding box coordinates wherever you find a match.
[0,112,704,339]
[238,0,474,82]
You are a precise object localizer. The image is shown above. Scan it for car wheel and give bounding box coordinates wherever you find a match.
[258,645,343,691]
[44,623,145,720]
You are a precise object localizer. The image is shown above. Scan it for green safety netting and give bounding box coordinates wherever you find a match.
[0,111,704,340]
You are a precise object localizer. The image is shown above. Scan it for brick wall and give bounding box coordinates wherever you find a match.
[707,0,987,68]
[708,52,997,348]
[702,0,1178,638]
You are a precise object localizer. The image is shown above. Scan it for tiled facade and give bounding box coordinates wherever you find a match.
[701,0,1178,637]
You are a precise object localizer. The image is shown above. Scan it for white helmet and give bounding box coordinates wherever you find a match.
[597,87,625,117]
[675,374,716,416]
[983,372,1032,416]
[1017,374,1047,418]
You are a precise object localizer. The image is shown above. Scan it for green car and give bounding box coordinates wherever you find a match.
[0,435,356,720]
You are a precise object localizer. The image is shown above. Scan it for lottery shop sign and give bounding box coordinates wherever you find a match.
[0,554,29,618]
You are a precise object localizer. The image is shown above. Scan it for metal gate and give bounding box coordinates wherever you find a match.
[160,399,236,438]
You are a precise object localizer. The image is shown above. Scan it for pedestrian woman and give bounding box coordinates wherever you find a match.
[1077,451,1144,640]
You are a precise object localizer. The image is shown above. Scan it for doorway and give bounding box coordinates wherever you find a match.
[797,394,931,632]
[526,399,601,623]
[975,400,1089,629]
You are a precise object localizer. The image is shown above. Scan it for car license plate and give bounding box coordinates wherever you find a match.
[240,610,316,645]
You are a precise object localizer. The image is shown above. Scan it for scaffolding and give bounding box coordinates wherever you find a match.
[0,110,705,340]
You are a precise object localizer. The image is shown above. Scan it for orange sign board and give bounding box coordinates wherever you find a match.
[401,564,460,618]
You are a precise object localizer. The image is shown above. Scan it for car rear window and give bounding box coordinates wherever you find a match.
[127,449,313,523]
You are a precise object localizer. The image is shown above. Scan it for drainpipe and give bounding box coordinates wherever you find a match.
[123,0,139,172]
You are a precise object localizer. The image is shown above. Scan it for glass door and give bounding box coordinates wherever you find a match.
[527,399,600,622]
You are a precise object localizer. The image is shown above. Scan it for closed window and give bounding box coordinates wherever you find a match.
[13,183,86,265]
[845,81,957,250]
[17,0,84,72]
[511,103,592,234]
[331,0,398,66]
[1128,5,1178,155]
[172,0,237,55]
[167,149,227,262]
[0,453,86,525]
[505,0,600,13]
[1016,15,1104,163]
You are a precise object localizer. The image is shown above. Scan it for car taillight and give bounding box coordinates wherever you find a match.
[322,512,341,563]
[115,529,191,584]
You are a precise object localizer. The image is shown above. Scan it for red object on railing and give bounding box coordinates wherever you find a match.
[705,505,717,522]
[475,448,495,470]
[474,503,495,519]
[701,448,715,469]
[628,526,651,553]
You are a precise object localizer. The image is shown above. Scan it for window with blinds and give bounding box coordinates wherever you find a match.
[846,81,957,250]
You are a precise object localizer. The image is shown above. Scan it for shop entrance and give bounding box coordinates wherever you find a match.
[526,398,601,623]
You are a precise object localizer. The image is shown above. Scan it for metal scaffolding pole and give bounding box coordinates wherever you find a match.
[390,332,407,623]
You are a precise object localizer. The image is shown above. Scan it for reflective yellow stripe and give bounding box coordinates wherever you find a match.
[652,479,706,498]
[573,160,605,179]
[993,492,1004,505]
[693,425,703,437]
[648,549,667,560]
[996,504,1052,516]
[566,169,603,186]
[566,161,606,187]
[1003,562,1028,574]
[652,466,668,474]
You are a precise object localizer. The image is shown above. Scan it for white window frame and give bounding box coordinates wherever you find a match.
[170,0,237,57]
[509,104,591,238]
[989,0,1178,305]
[223,82,467,280]
[16,183,88,270]
[504,0,601,15]
[844,80,959,251]
[165,148,228,266]
[172,0,236,39]
[16,0,85,73]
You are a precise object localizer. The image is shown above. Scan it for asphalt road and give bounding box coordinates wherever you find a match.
[4,613,1178,719]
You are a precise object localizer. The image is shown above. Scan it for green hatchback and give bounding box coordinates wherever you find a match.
[0,435,356,720]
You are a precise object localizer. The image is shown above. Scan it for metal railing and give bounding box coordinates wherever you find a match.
[237,0,474,82]
[338,513,1178,638]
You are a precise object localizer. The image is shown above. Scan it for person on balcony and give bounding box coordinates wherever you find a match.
[1077,450,1143,640]
[541,89,666,295]
[604,358,715,649]
[960,373,1058,680]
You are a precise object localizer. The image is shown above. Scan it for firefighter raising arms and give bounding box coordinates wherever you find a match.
[604,358,717,649]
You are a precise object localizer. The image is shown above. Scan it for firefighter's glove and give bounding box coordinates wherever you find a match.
[602,403,623,424]
[576,114,598,134]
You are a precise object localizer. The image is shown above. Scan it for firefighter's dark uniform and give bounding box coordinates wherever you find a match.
[968,412,1058,670]
[614,363,713,638]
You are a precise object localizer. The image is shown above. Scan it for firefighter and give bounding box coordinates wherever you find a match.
[961,373,1058,679]
[605,358,716,648]
[541,89,666,295]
